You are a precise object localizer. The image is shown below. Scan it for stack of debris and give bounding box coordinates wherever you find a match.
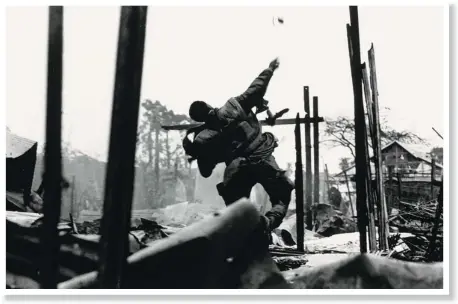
[390,200,442,236]
[388,199,443,262]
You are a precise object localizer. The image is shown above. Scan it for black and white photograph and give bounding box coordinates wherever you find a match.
[3,3,451,295]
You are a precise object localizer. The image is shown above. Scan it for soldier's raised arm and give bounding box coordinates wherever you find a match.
[236,58,280,113]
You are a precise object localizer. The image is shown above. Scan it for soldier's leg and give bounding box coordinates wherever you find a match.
[217,157,255,206]
[257,156,294,230]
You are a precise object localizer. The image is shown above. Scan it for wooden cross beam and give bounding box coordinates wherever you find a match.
[161,117,324,131]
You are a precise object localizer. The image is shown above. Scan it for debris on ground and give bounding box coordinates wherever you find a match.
[388,199,443,262]
[272,256,308,271]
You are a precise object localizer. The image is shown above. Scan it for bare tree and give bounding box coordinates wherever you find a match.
[323,115,427,158]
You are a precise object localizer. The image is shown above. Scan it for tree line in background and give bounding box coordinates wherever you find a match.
[135,99,194,208]
[30,99,196,219]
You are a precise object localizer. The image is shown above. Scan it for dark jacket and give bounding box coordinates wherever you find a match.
[184,67,277,177]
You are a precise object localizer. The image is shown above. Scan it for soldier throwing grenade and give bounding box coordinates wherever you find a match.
[183,57,294,243]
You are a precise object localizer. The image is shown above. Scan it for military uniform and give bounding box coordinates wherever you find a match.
[185,67,294,231]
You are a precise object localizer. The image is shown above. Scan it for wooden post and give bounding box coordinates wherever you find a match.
[347,7,368,253]
[387,166,393,224]
[362,63,377,252]
[40,6,64,289]
[97,6,148,288]
[397,172,402,200]
[313,97,320,205]
[427,180,443,260]
[343,170,355,217]
[303,87,313,230]
[362,63,375,141]
[295,113,305,252]
[431,159,436,198]
[364,140,377,252]
[368,44,389,251]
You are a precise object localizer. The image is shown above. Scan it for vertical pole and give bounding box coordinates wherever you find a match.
[387,166,393,228]
[40,6,63,289]
[368,44,389,251]
[303,87,313,230]
[397,172,402,200]
[431,159,436,198]
[295,113,305,252]
[313,97,320,205]
[364,137,377,252]
[362,62,378,252]
[427,180,443,260]
[347,6,368,253]
[97,6,148,288]
[344,170,355,217]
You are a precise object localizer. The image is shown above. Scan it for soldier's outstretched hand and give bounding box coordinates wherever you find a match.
[269,57,280,71]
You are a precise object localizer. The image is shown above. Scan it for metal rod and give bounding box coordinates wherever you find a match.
[40,6,64,289]
[97,6,148,288]
[347,7,368,253]
[294,113,305,252]
[368,44,389,251]
[313,97,320,206]
[303,87,313,230]
[161,117,325,131]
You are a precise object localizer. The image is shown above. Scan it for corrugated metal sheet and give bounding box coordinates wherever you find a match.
[6,131,37,159]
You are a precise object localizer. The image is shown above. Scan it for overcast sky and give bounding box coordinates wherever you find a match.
[6,6,445,173]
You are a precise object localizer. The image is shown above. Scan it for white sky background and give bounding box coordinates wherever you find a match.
[6,6,444,174]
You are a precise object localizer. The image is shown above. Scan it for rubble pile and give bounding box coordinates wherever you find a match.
[388,199,443,262]
[390,200,442,235]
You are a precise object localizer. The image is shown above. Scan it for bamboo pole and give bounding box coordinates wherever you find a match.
[362,63,377,252]
[368,44,389,251]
